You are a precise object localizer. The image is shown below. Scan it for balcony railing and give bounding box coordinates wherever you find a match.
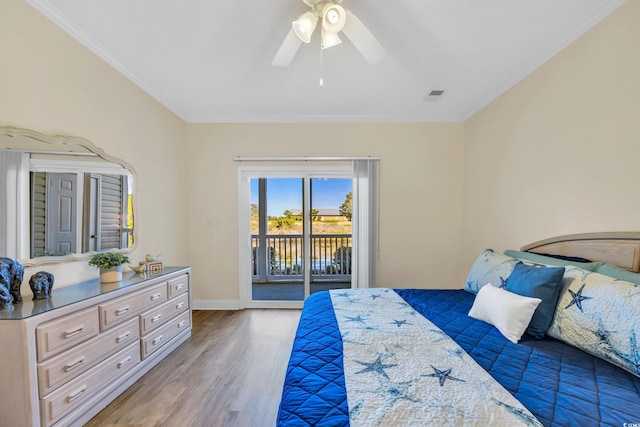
[252,234,352,283]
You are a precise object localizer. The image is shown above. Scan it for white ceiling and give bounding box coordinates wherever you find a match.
[26,0,626,123]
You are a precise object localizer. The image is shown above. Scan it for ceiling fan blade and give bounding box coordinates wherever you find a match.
[272,29,303,67]
[341,10,386,64]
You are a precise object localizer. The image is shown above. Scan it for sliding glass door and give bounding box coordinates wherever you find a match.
[309,178,353,294]
[239,166,354,308]
[251,177,305,301]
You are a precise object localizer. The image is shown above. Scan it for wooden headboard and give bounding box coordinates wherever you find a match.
[521,232,640,272]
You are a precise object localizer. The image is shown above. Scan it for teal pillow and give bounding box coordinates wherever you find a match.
[596,263,640,285]
[503,249,602,271]
[506,262,565,339]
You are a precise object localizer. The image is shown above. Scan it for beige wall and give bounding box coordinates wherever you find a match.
[1,0,189,291]
[3,0,638,305]
[463,1,640,268]
[187,123,465,304]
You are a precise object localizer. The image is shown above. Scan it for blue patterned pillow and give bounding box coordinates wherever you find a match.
[464,249,520,294]
[547,266,640,377]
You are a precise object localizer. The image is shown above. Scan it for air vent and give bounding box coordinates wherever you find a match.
[423,90,446,102]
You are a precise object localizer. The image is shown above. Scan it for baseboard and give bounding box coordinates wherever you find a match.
[193,299,242,310]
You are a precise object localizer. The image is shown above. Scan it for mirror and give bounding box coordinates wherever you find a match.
[0,126,136,266]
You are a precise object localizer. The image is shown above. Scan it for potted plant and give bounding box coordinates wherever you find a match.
[88,252,130,283]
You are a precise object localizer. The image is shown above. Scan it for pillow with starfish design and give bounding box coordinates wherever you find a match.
[464,249,520,294]
[547,265,640,378]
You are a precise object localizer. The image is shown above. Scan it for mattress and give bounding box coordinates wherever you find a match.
[277,289,640,426]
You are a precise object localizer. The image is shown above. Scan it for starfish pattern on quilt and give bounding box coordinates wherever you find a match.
[381,380,421,403]
[422,365,466,387]
[345,314,368,325]
[354,355,398,379]
[329,288,543,426]
[427,328,452,344]
[368,379,422,418]
[395,300,410,308]
[446,348,466,359]
[565,284,592,312]
[334,291,362,305]
[390,319,411,328]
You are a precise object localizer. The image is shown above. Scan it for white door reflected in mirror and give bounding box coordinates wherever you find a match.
[0,126,136,266]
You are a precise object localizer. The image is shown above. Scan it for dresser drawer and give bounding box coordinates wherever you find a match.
[167,274,189,298]
[37,317,140,398]
[99,282,167,330]
[36,307,99,362]
[141,311,190,359]
[40,341,140,427]
[140,293,189,336]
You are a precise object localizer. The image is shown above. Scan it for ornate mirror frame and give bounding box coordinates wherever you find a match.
[0,125,137,266]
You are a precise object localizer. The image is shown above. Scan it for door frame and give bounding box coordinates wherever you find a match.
[83,173,102,253]
[237,165,352,309]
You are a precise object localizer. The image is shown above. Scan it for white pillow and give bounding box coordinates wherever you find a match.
[468,283,542,343]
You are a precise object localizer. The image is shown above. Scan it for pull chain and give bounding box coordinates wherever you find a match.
[320,44,324,87]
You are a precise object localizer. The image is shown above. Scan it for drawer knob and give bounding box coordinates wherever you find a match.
[178,320,187,328]
[116,332,130,343]
[176,284,184,290]
[176,302,185,309]
[152,335,164,346]
[151,314,162,323]
[64,357,85,372]
[67,385,87,403]
[117,356,132,369]
[115,306,130,316]
[63,326,84,339]
[150,293,161,301]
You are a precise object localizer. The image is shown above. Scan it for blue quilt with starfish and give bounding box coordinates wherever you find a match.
[277,289,640,426]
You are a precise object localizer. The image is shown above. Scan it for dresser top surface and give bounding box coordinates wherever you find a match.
[0,266,189,320]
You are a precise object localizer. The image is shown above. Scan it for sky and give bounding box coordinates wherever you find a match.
[251,178,352,217]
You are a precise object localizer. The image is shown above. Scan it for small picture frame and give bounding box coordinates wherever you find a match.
[146,261,163,275]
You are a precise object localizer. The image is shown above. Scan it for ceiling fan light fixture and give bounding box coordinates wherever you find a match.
[321,28,342,49]
[273,0,385,67]
[292,11,318,43]
[321,4,346,33]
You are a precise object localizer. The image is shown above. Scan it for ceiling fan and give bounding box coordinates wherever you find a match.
[272,0,386,67]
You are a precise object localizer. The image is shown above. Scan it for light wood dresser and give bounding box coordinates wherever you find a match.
[0,267,192,427]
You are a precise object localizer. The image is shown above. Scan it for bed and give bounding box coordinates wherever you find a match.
[277,232,640,426]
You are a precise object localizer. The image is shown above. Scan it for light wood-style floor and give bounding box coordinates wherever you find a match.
[85,309,301,427]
